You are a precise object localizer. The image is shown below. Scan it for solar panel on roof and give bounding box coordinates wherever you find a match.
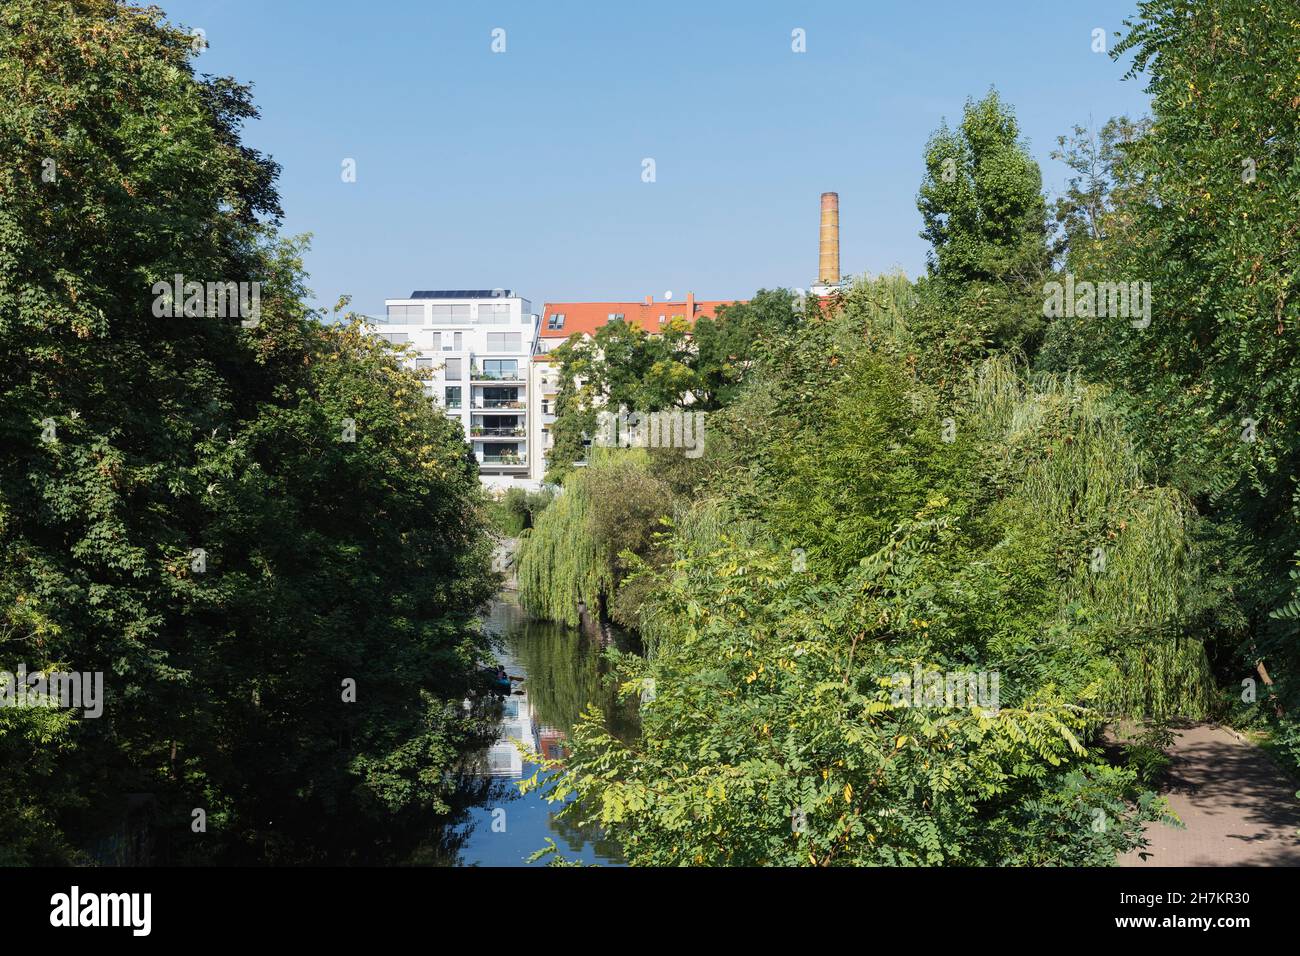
[409,290,512,299]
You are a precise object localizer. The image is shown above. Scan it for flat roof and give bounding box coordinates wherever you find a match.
[409,290,513,299]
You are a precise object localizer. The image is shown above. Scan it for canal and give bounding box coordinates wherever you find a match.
[444,593,639,866]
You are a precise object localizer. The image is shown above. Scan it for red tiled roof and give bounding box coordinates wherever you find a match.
[538,297,741,339]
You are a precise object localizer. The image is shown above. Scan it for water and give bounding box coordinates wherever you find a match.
[444,593,638,866]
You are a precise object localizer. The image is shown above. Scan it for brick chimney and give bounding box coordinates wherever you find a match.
[818,192,840,285]
[645,295,653,306]
[685,291,695,317]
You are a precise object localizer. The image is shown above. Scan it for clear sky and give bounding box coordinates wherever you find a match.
[160,0,1153,317]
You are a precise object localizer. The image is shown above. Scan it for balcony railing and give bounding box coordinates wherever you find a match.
[475,399,525,410]
[473,410,523,421]
[481,454,527,466]
[444,400,463,410]
[471,367,524,381]
[471,427,526,437]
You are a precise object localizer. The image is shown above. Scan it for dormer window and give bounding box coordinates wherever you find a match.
[547,313,566,330]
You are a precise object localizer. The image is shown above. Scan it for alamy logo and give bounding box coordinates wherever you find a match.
[890,666,1000,715]
[0,663,103,718]
[594,409,705,458]
[1042,273,1151,329]
[50,886,151,936]
[151,274,261,327]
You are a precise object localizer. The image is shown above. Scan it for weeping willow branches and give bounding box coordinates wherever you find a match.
[968,354,1215,719]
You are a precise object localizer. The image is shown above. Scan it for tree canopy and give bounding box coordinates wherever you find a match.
[0,0,497,864]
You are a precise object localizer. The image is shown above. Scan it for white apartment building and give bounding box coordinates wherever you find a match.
[369,290,540,491]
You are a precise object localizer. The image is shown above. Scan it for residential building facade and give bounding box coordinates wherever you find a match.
[369,290,540,491]
[528,293,738,482]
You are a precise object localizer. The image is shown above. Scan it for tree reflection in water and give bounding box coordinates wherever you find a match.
[428,593,638,866]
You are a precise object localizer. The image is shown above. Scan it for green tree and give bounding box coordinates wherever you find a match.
[1048,0,1300,711]
[690,289,802,410]
[913,91,1052,370]
[1049,116,1152,259]
[544,293,801,481]
[0,0,496,863]
[918,90,1051,288]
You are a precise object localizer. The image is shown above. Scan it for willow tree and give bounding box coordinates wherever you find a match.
[517,449,667,628]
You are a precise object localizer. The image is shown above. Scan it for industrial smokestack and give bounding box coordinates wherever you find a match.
[818,192,840,286]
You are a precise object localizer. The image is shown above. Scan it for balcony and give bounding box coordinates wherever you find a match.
[474,398,526,410]
[471,366,524,382]
[471,426,527,438]
[480,454,527,468]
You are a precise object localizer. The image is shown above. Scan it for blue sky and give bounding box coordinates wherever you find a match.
[161,0,1153,316]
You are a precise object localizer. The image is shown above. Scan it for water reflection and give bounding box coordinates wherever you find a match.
[443,593,637,866]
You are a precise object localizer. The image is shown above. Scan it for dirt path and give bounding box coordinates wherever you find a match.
[1121,723,1300,866]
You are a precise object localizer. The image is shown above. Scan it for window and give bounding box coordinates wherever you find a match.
[422,385,435,397]
[478,302,510,324]
[541,399,550,414]
[482,359,519,379]
[607,313,624,321]
[428,332,441,350]
[415,356,433,371]
[377,331,409,344]
[430,304,471,323]
[547,313,566,330]
[658,314,666,325]
[386,305,424,322]
[444,386,462,409]
[486,332,521,352]
[453,332,463,350]
[444,357,461,379]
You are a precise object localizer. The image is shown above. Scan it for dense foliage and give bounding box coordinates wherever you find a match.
[1043,0,1300,734]
[517,449,668,629]
[0,0,496,864]
[527,299,1195,864]
[524,6,1300,861]
[543,292,801,481]
[9,0,1300,870]
[911,91,1053,383]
